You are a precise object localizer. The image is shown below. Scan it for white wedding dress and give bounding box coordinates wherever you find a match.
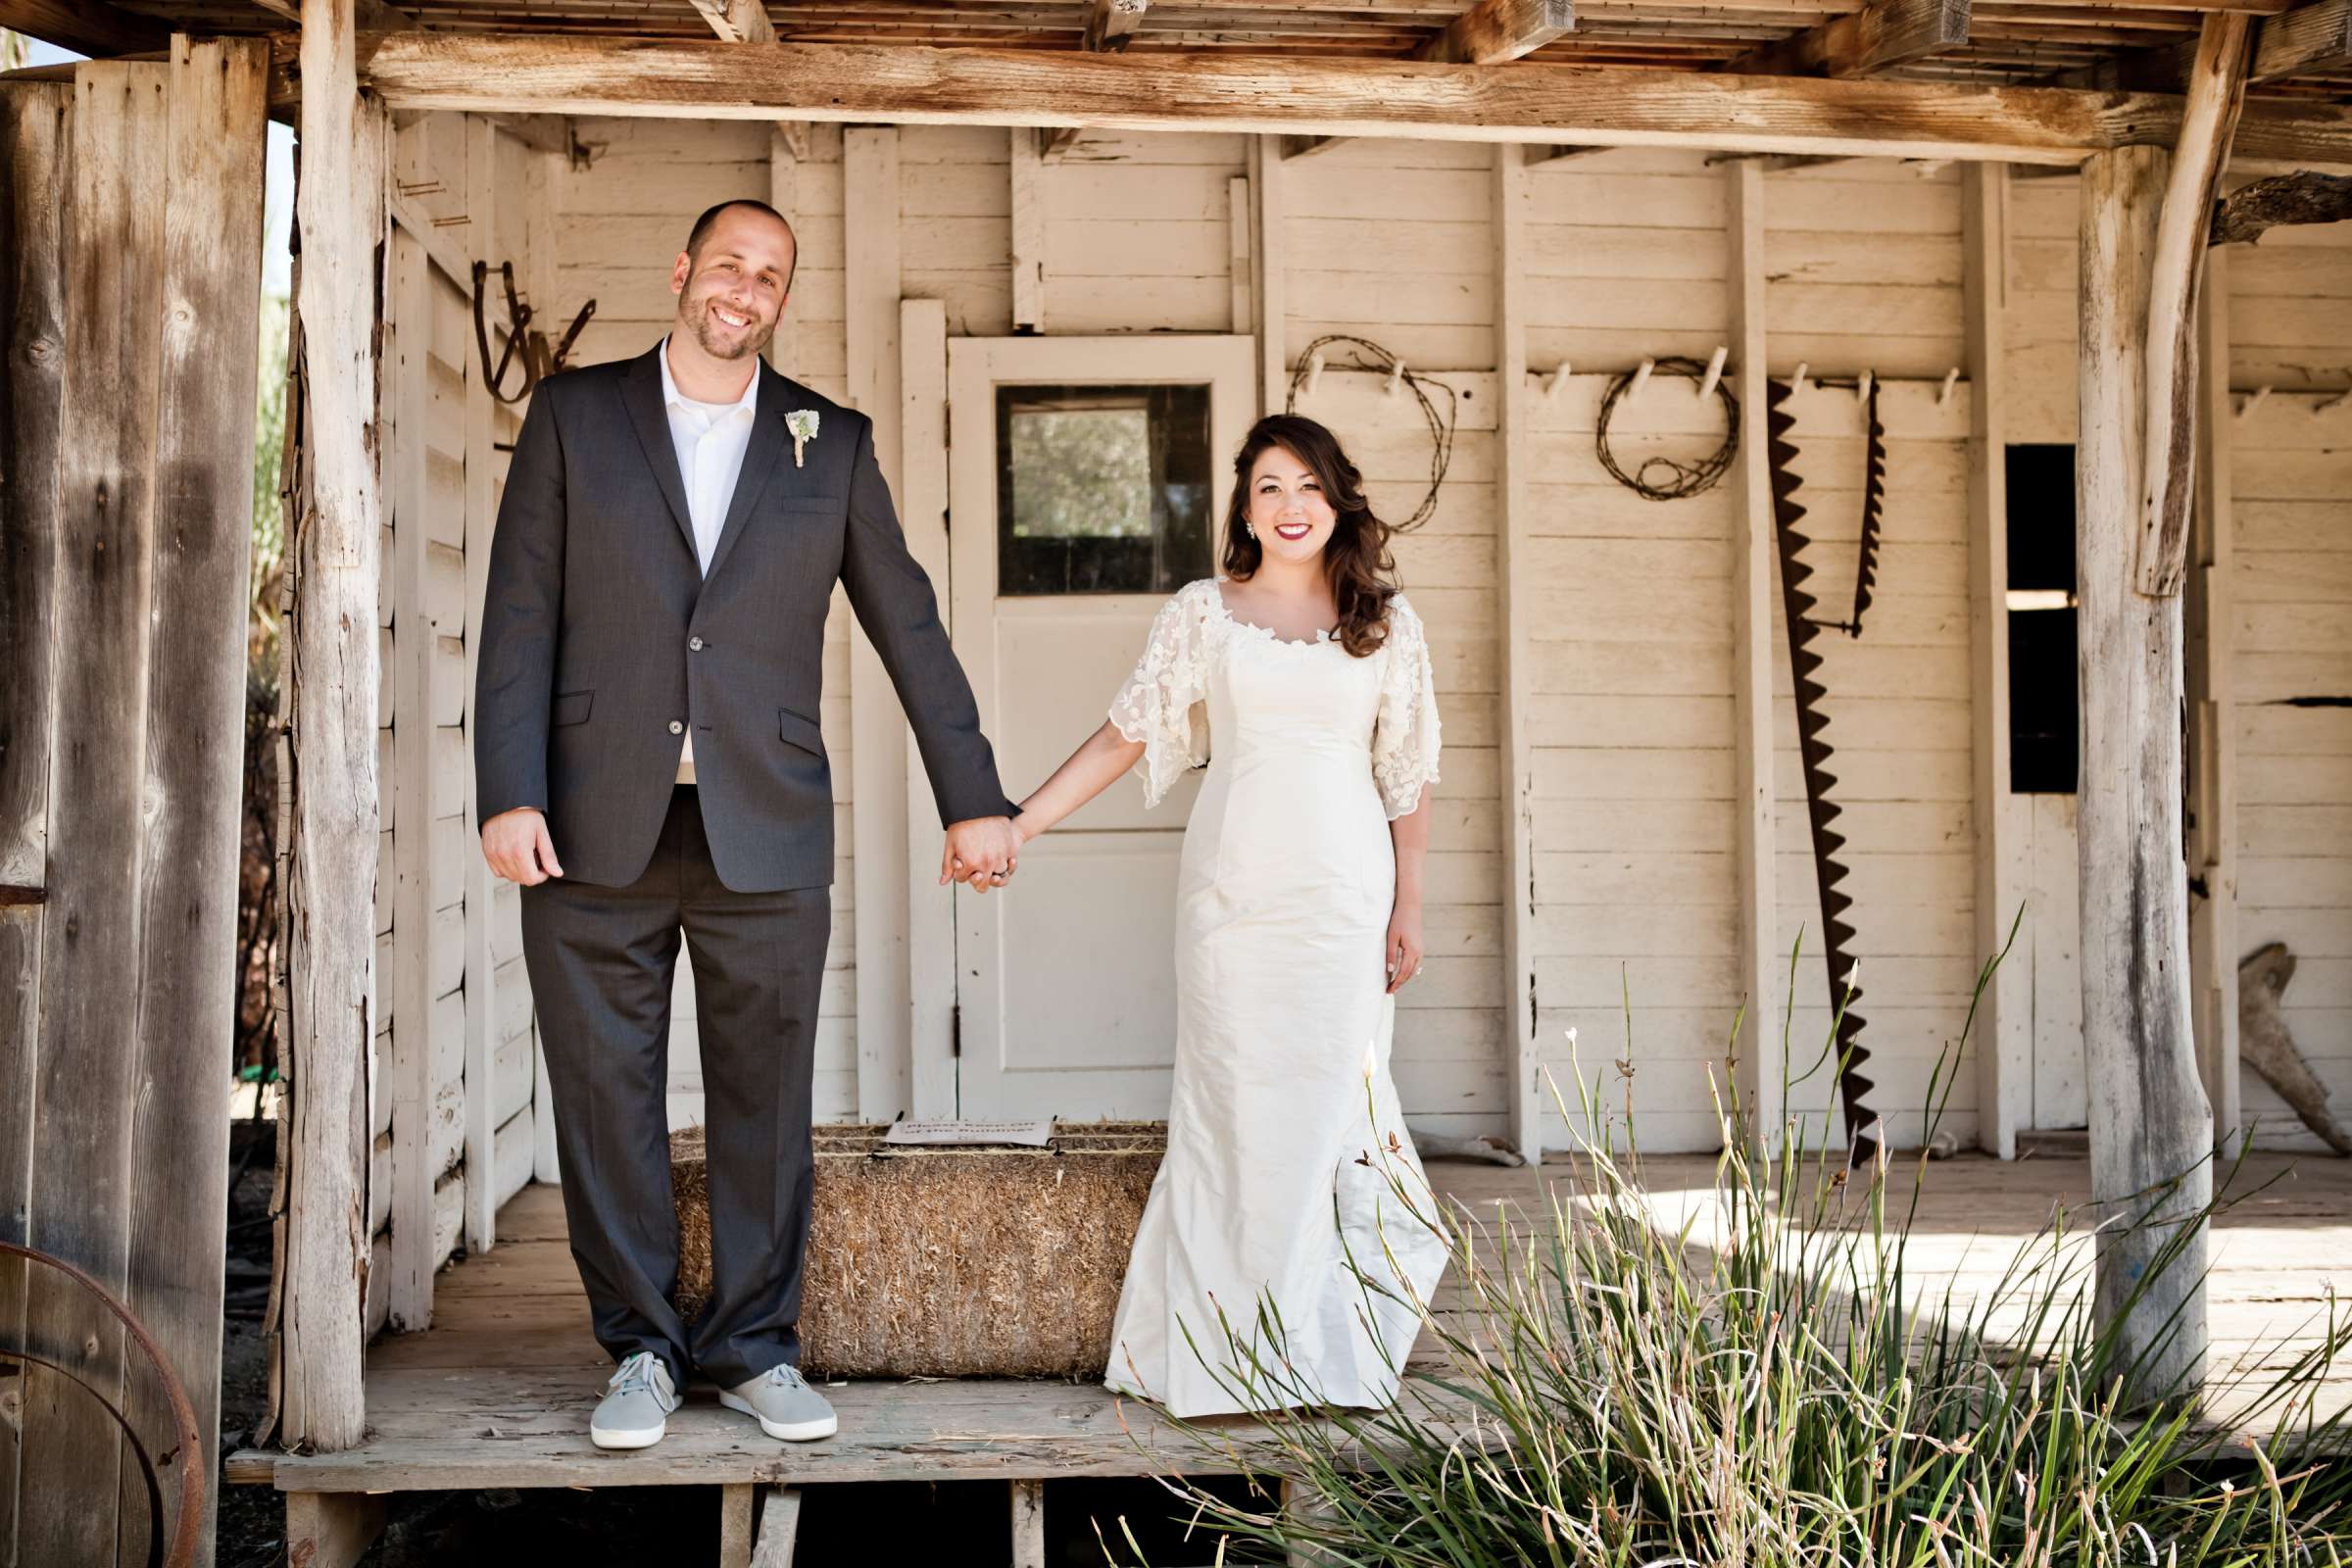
[1101,577,1451,1417]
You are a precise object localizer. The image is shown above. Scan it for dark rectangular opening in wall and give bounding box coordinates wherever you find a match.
[2006,444,2079,795]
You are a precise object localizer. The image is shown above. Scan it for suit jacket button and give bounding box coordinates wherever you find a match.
[668,719,684,735]
[689,636,705,651]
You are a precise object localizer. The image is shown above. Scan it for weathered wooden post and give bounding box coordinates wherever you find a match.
[278,0,387,1450]
[2075,14,2250,1399]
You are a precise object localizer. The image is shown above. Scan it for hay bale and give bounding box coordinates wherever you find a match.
[669,1122,1164,1377]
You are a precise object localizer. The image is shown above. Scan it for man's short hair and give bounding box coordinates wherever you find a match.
[683,199,797,290]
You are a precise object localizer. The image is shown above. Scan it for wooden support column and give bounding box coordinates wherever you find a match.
[2186,245,2240,1155]
[1010,1479,1047,1568]
[847,125,916,1121]
[282,0,388,1449]
[1726,158,1782,1146]
[2078,143,2209,1399]
[1963,162,2031,1156]
[767,123,801,381]
[1250,135,1285,416]
[1491,143,1541,1158]
[461,113,500,1253]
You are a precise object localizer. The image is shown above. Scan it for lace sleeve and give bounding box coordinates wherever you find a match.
[1372,595,1442,820]
[1107,584,1213,809]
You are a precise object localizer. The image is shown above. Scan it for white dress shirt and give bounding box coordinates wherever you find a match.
[658,334,760,782]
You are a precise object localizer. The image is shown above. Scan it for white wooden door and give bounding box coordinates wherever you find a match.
[945,336,1255,1119]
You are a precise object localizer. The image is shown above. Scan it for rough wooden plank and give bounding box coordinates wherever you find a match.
[0,74,71,1568]
[279,0,388,1451]
[766,123,799,378]
[2133,13,2252,599]
[847,125,912,1123]
[1252,135,1285,412]
[1010,1478,1046,1568]
[16,60,167,1568]
[1726,158,1782,1150]
[107,41,270,1568]
[1961,163,2028,1160]
[1417,0,1575,64]
[719,1483,757,1568]
[751,1486,803,1568]
[1726,0,1971,78]
[2186,247,2239,1153]
[2080,143,2210,1400]
[1492,144,1541,1159]
[285,1491,386,1568]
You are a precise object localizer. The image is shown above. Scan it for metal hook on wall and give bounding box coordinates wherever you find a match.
[472,259,598,406]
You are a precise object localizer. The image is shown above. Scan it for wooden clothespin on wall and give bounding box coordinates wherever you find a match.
[1696,346,1728,402]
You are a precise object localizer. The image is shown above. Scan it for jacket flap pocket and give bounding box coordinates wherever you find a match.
[778,707,825,755]
[553,690,593,727]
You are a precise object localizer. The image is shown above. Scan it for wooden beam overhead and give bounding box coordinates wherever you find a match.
[688,0,777,46]
[1725,0,1972,77]
[0,0,170,58]
[1082,0,1152,52]
[2253,0,2352,79]
[321,35,2352,167]
[1416,0,1575,64]
[2212,169,2352,242]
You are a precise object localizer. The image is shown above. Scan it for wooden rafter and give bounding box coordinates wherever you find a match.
[317,34,2352,168]
[1082,0,1151,52]
[1417,0,1575,64]
[1725,0,1972,77]
[687,0,777,46]
[0,0,170,58]
[2254,0,2352,80]
[2212,170,2352,243]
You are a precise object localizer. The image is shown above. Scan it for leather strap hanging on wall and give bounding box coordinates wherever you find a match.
[1764,376,1889,1166]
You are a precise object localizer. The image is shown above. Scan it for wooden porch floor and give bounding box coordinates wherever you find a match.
[226,1151,2352,1497]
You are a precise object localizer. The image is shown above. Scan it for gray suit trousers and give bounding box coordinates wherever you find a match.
[521,785,826,1389]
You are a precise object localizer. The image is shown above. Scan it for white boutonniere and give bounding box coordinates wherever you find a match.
[786,409,820,468]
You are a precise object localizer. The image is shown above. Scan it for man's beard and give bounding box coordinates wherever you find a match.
[683,294,775,362]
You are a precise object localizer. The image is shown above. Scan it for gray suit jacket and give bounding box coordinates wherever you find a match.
[474,346,1014,892]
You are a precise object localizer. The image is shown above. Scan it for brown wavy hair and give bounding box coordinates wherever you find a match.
[1220,415,1397,658]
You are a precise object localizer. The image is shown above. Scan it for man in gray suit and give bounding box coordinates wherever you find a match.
[474,199,1019,1449]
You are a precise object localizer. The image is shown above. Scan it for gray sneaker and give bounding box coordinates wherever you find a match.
[719,1362,839,1442]
[589,1351,679,1450]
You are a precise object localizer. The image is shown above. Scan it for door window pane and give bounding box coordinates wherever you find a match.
[995,382,1213,596]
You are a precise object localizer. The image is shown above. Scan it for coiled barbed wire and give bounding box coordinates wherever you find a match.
[1595,354,1740,501]
[1285,333,1456,531]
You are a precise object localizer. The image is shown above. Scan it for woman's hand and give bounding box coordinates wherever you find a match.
[1385,901,1424,995]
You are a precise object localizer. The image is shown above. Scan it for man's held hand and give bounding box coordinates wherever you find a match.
[941,814,1020,894]
[482,807,564,886]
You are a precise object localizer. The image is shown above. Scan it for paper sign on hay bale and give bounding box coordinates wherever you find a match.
[670,1121,1165,1377]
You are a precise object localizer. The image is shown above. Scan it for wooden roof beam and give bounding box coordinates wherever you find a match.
[2252,0,2352,80]
[0,0,171,58]
[1417,0,1575,65]
[1724,0,1972,77]
[318,34,2352,169]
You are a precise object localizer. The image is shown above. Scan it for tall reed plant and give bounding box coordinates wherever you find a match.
[1113,928,2352,1566]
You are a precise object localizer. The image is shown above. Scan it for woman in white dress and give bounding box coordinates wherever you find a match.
[1007,415,1449,1418]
